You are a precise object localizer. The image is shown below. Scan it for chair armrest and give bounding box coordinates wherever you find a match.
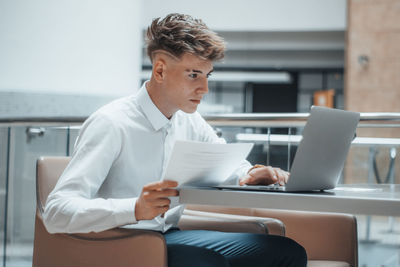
[251,208,358,266]
[179,209,285,236]
[185,205,357,266]
[33,213,167,267]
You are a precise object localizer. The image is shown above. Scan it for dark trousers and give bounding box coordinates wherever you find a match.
[163,229,307,267]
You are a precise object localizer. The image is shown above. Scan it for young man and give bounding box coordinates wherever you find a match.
[43,13,307,266]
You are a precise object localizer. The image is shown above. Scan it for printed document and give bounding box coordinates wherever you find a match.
[162,140,254,187]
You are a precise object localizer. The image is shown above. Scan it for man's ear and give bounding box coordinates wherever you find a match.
[152,58,166,83]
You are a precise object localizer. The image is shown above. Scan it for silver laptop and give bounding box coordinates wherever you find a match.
[216,106,360,192]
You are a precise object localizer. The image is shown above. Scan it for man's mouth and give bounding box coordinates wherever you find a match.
[190,99,201,104]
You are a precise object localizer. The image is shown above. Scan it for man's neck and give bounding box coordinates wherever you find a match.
[146,79,176,119]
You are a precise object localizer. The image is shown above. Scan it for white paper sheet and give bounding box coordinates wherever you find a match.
[162,140,254,187]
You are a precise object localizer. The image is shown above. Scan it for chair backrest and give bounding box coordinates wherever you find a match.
[33,157,167,267]
[36,157,70,213]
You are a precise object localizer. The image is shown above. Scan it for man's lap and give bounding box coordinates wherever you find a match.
[163,229,307,267]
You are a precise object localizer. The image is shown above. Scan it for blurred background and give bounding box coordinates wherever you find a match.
[0,0,399,266]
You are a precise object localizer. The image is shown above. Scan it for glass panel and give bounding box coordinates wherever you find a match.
[0,127,9,267]
[219,126,302,171]
[357,214,400,267]
[68,126,81,156]
[5,126,68,267]
[344,127,400,185]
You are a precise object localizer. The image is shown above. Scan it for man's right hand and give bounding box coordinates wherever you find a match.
[135,180,179,221]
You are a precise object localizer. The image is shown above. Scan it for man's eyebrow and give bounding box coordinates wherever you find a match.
[186,69,214,74]
[185,69,203,73]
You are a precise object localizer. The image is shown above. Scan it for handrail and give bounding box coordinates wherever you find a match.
[205,112,400,121]
[1,112,400,127]
[205,113,400,127]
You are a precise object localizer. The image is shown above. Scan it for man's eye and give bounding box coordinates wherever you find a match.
[207,73,212,78]
[189,73,198,79]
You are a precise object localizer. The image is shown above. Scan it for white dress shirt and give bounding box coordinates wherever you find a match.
[43,82,252,234]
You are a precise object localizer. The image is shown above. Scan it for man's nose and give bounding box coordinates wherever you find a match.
[198,78,209,94]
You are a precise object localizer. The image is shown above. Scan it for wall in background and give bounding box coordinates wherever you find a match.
[141,0,346,32]
[0,0,142,96]
[0,0,347,117]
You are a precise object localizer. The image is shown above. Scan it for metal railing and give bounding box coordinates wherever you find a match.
[1,112,400,127]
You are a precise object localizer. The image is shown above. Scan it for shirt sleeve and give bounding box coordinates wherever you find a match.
[193,113,252,184]
[43,113,137,234]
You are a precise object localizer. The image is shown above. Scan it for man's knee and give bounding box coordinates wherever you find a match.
[167,244,229,267]
[224,234,307,267]
[250,235,307,266]
[277,236,307,266]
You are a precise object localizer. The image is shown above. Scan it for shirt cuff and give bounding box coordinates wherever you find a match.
[113,197,138,226]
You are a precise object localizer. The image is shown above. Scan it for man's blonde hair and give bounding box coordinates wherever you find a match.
[146,13,226,62]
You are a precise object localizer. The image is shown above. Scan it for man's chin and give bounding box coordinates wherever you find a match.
[180,106,198,114]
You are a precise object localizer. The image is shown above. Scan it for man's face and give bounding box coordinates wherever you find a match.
[163,53,213,114]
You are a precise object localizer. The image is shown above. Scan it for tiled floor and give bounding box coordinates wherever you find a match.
[2,216,400,267]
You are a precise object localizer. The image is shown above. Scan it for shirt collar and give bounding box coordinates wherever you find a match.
[137,81,170,131]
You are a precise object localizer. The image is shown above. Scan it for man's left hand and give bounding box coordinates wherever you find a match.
[239,165,290,186]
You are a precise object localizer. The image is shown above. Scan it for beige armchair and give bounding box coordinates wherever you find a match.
[33,157,283,267]
[34,156,357,267]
